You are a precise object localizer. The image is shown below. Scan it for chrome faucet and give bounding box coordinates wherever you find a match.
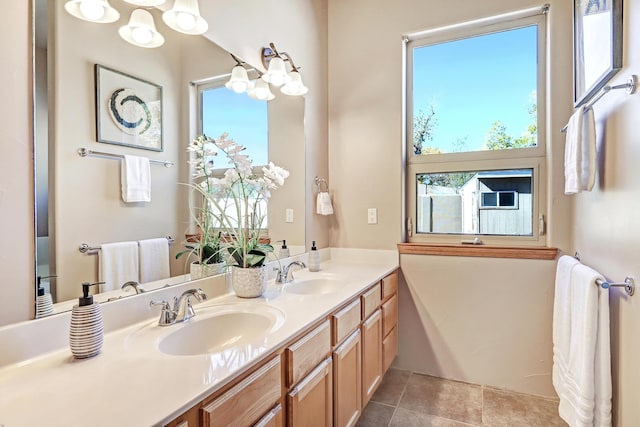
[149,288,208,326]
[174,288,208,322]
[275,261,307,284]
[121,281,146,294]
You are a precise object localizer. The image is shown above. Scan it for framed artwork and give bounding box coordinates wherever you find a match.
[573,0,623,107]
[95,64,163,151]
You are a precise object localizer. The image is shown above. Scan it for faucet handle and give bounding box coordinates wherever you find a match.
[149,300,176,326]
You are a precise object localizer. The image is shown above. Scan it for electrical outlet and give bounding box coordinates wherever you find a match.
[367,208,377,224]
[285,208,294,223]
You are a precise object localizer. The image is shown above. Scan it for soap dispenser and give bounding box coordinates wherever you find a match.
[35,276,54,318]
[69,282,104,359]
[279,240,290,258]
[308,241,320,272]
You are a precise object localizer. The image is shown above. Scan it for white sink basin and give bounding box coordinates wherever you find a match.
[284,278,343,295]
[127,303,285,357]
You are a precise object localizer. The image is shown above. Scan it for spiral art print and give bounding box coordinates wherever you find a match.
[95,64,163,151]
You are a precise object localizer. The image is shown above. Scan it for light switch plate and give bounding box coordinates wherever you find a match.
[367,208,377,224]
[285,208,294,223]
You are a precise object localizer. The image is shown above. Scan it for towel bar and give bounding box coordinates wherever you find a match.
[596,277,635,296]
[561,75,638,133]
[315,176,329,193]
[78,148,174,167]
[79,236,175,254]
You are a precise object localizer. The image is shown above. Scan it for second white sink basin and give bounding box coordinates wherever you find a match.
[284,278,343,295]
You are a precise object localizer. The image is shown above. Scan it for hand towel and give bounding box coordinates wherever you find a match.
[138,238,170,283]
[121,155,151,203]
[99,241,139,292]
[553,256,612,427]
[316,192,334,215]
[564,107,597,194]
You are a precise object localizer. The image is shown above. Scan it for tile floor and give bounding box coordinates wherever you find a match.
[356,369,568,427]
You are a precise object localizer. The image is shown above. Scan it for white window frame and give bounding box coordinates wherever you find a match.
[404,9,547,246]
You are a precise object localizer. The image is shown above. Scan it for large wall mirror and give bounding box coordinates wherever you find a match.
[34,0,306,316]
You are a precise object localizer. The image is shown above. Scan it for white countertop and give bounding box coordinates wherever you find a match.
[0,252,398,426]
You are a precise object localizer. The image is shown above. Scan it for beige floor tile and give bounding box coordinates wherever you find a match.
[371,368,412,406]
[390,407,479,427]
[356,401,395,427]
[482,388,568,427]
[398,374,483,425]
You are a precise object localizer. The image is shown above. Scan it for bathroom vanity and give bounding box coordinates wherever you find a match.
[0,250,398,426]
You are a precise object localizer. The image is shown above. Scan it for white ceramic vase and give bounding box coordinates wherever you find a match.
[231,265,268,298]
[190,261,226,279]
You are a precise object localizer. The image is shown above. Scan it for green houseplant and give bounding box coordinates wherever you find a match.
[187,133,289,296]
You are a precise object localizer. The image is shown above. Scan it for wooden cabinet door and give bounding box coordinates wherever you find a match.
[201,356,282,427]
[287,357,333,427]
[286,320,331,388]
[333,330,362,427]
[382,325,398,374]
[361,309,383,407]
[382,293,398,338]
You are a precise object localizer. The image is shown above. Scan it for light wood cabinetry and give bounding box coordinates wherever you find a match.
[287,357,333,427]
[285,320,331,387]
[255,403,284,427]
[333,330,362,427]
[165,269,399,427]
[201,356,282,427]
[361,308,383,406]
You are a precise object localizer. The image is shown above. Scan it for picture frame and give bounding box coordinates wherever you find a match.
[573,0,623,107]
[95,64,163,151]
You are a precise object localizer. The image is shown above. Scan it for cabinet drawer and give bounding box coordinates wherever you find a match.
[254,403,283,427]
[382,325,398,374]
[332,299,361,346]
[382,294,398,338]
[201,356,282,427]
[361,283,381,320]
[381,271,398,301]
[286,320,331,387]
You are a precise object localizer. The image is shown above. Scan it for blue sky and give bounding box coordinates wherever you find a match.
[201,88,269,166]
[413,25,537,153]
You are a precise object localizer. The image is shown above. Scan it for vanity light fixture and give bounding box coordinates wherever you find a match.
[225,55,251,94]
[162,0,209,35]
[64,0,120,23]
[261,42,308,96]
[118,9,165,48]
[123,0,167,5]
[261,43,291,87]
[248,77,275,101]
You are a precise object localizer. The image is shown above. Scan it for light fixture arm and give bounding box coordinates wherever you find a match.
[261,42,300,71]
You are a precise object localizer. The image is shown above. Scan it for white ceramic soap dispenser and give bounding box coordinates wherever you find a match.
[35,276,54,318]
[279,240,290,258]
[69,282,104,359]
[308,241,320,272]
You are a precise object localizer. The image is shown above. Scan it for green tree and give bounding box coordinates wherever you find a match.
[413,106,437,155]
[484,99,537,150]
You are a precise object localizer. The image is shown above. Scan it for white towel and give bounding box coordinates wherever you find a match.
[564,107,597,194]
[316,192,334,215]
[138,238,170,283]
[553,255,612,427]
[99,241,139,292]
[121,155,151,203]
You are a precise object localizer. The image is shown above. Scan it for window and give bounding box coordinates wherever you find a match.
[405,9,547,244]
[197,80,268,167]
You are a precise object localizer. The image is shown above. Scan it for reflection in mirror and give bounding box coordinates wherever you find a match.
[33,0,306,317]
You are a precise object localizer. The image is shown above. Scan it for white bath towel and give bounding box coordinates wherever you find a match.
[121,155,151,203]
[316,192,334,215]
[564,107,597,194]
[553,256,612,427]
[99,241,139,292]
[138,238,170,283]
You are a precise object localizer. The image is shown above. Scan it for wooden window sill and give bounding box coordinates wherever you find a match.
[397,243,558,260]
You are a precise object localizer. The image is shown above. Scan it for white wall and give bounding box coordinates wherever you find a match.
[0,1,33,325]
[570,0,640,424]
[327,0,573,400]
